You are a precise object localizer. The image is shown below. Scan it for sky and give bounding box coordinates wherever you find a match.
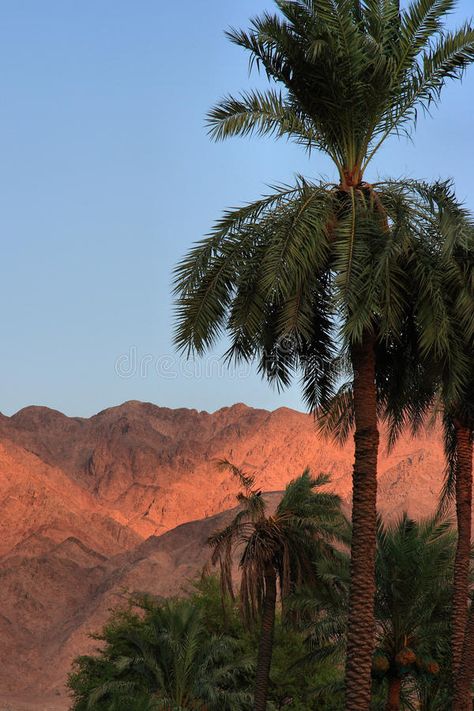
[1,0,474,417]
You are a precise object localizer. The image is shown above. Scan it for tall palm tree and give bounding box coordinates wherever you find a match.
[81,598,252,711]
[173,3,474,708]
[208,463,345,711]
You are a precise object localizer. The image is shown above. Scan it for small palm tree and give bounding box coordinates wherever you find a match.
[373,515,455,711]
[82,598,252,711]
[208,462,345,711]
[372,338,474,709]
[173,4,474,706]
[298,513,456,710]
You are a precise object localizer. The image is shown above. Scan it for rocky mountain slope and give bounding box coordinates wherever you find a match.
[0,401,451,709]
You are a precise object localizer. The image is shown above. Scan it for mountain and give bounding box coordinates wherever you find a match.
[0,401,449,710]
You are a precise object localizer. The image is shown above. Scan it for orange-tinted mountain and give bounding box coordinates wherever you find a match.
[0,401,449,709]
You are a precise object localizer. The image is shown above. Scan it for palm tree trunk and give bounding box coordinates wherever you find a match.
[254,564,277,711]
[345,332,379,711]
[385,676,401,711]
[454,603,474,711]
[453,422,474,711]
[451,420,473,698]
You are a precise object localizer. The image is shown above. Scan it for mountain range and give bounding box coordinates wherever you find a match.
[0,401,450,710]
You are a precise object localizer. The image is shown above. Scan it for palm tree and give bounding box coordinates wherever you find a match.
[173,4,474,707]
[298,513,455,710]
[208,462,345,711]
[374,514,454,711]
[82,598,252,711]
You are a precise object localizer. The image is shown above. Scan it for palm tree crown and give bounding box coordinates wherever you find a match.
[174,178,473,410]
[374,515,455,702]
[209,463,345,621]
[208,0,474,187]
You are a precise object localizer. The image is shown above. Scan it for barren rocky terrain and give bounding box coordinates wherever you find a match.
[0,401,451,709]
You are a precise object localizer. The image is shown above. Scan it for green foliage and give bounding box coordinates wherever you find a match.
[190,574,345,709]
[207,0,474,177]
[373,514,455,703]
[68,574,349,711]
[174,172,474,420]
[187,573,243,637]
[68,596,253,710]
[269,622,343,710]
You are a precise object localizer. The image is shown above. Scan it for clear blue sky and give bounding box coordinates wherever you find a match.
[1,1,473,417]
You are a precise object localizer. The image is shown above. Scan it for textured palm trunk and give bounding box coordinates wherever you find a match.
[451,421,473,700]
[454,604,474,711]
[345,333,379,711]
[254,564,277,711]
[452,421,474,711]
[385,676,401,711]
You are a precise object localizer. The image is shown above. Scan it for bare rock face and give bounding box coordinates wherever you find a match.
[0,401,452,709]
